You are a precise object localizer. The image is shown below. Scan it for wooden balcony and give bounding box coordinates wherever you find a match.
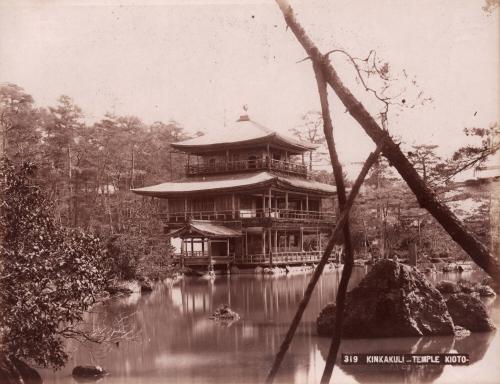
[237,250,333,265]
[173,252,234,266]
[160,208,335,224]
[186,158,308,177]
[173,251,334,266]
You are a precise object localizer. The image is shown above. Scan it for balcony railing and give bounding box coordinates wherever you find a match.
[173,253,234,266]
[160,208,335,224]
[237,251,330,264]
[186,158,307,177]
[172,251,334,265]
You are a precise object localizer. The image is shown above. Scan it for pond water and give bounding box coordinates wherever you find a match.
[41,268,500,384]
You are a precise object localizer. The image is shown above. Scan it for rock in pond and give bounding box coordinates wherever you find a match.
[72,365,106,379]
[316,260,455,338]
[209,304,240,327]
[446,293,495,332]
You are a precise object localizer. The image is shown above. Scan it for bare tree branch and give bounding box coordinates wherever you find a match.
[265,140,385,383]
[275,0,500,283]
[312,62,355,384]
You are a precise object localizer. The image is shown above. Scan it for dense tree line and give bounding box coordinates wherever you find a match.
[0,83,192,369]
[3,82,497,264]
[1,83,190,234]
[296,109,499,262]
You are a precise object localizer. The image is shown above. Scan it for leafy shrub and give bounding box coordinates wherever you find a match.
[105,233,174,281]
[105,234,143,280]
[0,160,107,369]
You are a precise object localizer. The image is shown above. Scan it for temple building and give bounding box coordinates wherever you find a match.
[132,114,337,269]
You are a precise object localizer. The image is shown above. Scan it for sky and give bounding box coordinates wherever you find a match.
[0,0,498,177]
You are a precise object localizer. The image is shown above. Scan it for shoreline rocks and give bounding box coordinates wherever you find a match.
[436,279,497,298]
[317,260,455,338]
[317,260,496,339]
[446,293,495,332]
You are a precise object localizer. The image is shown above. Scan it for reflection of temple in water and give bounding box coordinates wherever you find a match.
[49,274,499,384]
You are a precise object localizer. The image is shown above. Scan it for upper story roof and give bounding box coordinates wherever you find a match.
[171,115,316,155]
[131,171,336,197]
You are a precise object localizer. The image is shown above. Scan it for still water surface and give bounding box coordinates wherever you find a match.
[42,268,500,384]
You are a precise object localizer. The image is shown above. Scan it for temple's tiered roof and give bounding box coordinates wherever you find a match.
[171,115,315,154]
[168,221,242,238]
[131,171,336,197]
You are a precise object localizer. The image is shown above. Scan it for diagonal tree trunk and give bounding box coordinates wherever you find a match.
[313,62,354,383]
[265,141,385,383]
[275,0,500,283]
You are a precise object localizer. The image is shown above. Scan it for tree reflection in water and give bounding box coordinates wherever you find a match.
[40,270,498,384]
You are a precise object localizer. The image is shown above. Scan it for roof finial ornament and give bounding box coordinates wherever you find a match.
[237,104,250,122]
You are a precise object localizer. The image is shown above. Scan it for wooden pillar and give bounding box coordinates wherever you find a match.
[319,232,322,253]
[300,226,304,252]
[245,230,248,257]
[301,152,305,165]
[306,194,309,212]
[226,149,229,169]
[285,192,289,211]
[232,193,235,219]
[208,239,212,270]
[166,198,169,220]
[262,230,266,256]
[262,193,266,217]
[274,230,278,253]
[184,197,188,219]
[181,238,185,268]
[268,187,272,216]
[190,238,194,256]
[226,239,230,257]
[266,143,270,166]
[202,239,205,255]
